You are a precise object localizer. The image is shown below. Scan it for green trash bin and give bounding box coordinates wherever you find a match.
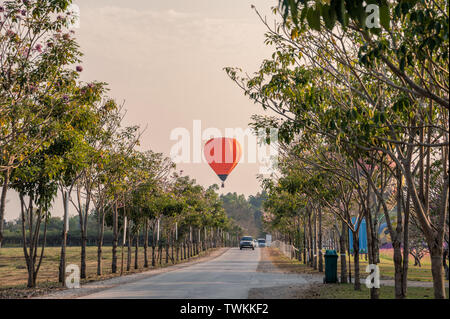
[324,250,338,283]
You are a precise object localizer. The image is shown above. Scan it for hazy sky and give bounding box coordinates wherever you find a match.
[5,0,279,220]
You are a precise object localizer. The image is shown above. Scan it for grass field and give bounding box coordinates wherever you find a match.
[340,249,434,282]
[0,245,212,297]
[267,248,435,281]
[266,248,448,299]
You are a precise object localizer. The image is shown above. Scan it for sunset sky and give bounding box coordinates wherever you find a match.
[5,0,279,220]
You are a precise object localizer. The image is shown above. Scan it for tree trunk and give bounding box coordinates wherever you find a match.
[58,191,69,284]
[21,195,34,288]
[413,255,421,267]
[318,208,323,272]
[159,241,163,265]
[97,208,105,276]
[340,221,348,283]
[403,159,448,299]
[365,187,379,299]
[430,245,446,299]
[171,233,175,263]
[121,215,126,274]
[127,223,132,271]
[443,248,449,280]
[303,222,306,264]
[80,233,87,279]
[0,169,11,249]
[188,241,191,259]
[112,200,118,273]
[151,222,156,267]
[297,218,302,262]
[313,210,318,270]
[77,186,90,280]
[134,229,139,269]
[402,190,411,298]
[165,238,169,264]
[80,199,89,280]
[347,232,352,284]
[180,241,184,260]
[144,219,149,268]
[393,239,405,298]
[392,168,407,299]
[307,212,313,267]
[352,231,360,290]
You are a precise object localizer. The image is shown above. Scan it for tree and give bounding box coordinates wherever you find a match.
[8,69,100,288]
[0,0,81,248]
[57,81,107,283]
[273,0,449,299]
[226,2,448,297]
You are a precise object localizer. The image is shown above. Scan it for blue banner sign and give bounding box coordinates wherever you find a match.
[348,217,368,254]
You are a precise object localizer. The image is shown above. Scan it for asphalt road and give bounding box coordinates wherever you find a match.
[79,247,313,299]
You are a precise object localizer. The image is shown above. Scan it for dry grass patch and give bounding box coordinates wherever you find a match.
[0,246,219,298]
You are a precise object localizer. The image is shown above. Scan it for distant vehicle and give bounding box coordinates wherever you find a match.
[239,236,254,250]
[265,234,272,247]
[257,238,266,247]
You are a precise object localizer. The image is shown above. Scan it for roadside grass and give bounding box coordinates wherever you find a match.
[266,247,448,299]
[0,246,218,298]
[317,283,448,299]
[265,247,434,282]
[339,249,433,282]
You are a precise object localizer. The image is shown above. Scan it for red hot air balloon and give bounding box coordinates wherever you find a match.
[204,138,242,187]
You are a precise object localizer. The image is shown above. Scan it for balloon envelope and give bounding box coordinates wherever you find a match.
[204,138,242,184]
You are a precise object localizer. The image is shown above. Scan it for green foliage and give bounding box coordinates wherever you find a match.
[228,0,449,298]
[220,192,266,237]
[0,0,83,171]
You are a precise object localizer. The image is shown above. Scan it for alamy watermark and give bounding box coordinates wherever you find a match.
[365,4,382,29]
[67,3,81,30]
[365,264,381,289]
[65,264,80,289]
[169,120,279,175]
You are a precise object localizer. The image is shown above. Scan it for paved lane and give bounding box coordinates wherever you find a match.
[80,248,312,299]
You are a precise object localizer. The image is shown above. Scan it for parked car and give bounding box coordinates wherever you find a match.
[257,238,266,247]
[239,236,254,250]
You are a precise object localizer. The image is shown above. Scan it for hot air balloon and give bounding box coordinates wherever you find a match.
[204,137,242,187]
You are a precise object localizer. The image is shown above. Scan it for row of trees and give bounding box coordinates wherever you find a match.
[0,0,242,288]
[226,0,448,298]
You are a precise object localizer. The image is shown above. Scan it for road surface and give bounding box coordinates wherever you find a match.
[79,248,314,299]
